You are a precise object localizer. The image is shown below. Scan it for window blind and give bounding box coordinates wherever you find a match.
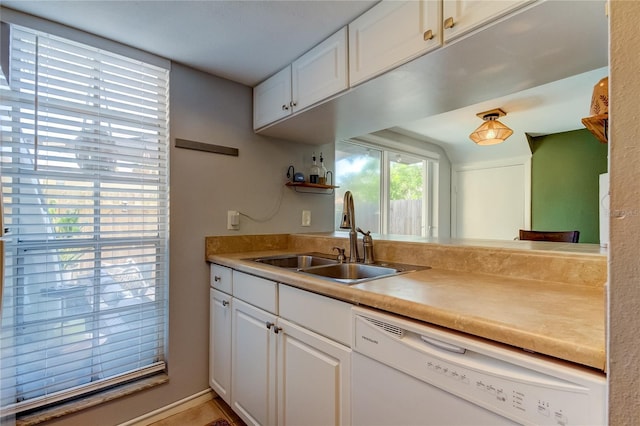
[0,24,169,415]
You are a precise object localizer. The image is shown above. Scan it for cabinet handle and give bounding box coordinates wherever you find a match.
[423,29,434,41]
[222,300,229,307]
[444,17,455,29]
[273,326,282,334]
[290,101,297,107]
[266,321,274,330]
[214,276,221,282]
[282,104,289,111]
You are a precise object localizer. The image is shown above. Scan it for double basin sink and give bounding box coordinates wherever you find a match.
[248,252,428,285]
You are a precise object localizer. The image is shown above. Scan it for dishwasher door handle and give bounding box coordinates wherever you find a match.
[420,335,466,354]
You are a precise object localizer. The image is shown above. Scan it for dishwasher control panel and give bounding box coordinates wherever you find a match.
[353,309,606,426]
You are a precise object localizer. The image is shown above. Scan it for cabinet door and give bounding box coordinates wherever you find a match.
[292,26,348,112]
[277,317,351,426]
[443,0,531,42]
[232,298,277,426]
[210,288,232,405]
[253,65,292,129]
[349,0,441,86]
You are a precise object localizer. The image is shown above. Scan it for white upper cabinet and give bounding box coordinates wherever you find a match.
[253,27,348,130]
[348,0,441,87]
[442,0,532,42]
[292,27,348,113]
[253,66,292,130]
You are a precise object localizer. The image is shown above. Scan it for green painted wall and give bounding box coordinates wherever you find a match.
[530,129,608,244]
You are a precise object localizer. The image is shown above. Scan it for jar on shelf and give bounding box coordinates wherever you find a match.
[309,152,320,184]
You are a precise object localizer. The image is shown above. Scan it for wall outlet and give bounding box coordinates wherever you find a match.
[227,210,240,230]
[302,210,311,227]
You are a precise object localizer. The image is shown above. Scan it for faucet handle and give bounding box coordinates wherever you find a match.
[356,227,370,236]
[332,246,346,263]
[356,229,375,264]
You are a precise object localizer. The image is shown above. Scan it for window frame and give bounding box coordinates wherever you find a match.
[336,137,439,237]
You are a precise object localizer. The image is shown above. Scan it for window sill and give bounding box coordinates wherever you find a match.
[16,374,169,426]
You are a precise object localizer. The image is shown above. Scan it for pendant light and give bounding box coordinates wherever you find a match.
[469,108,513,145]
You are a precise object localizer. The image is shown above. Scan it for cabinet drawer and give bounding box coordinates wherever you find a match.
[279,284,352,346]
[233,271,278,314]
[211,264,232,294]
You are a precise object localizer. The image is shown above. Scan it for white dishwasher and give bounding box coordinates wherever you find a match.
[351,307,606,426]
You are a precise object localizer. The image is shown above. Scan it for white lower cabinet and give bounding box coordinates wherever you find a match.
[231,297,278,426]
[277,317,351,426]
[210,288,232,405]
[211,267,352,426]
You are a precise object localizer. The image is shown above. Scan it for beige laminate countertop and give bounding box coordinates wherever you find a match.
[208,248,606,372]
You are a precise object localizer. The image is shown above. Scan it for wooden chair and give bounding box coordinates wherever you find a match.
[518,229,580,243]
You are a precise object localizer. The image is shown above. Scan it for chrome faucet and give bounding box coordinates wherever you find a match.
[339,191,359,263]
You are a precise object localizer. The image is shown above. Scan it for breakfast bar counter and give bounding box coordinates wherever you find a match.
[206,233,607,372]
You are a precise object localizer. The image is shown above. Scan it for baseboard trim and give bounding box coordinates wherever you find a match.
[119,388,214,426]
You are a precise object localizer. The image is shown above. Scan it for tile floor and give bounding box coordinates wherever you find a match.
[147,397,245,426]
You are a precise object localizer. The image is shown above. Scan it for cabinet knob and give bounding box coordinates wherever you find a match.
[423,29,434,41]
[214,276,221,282]
[222,300,229,307]
[290,101,297,107]
[266,321,274,329]
[273,326,282,334]
[444,17,455,29]
[282,104,289,111]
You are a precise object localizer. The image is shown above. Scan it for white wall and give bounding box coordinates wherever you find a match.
[452,158,530,240]
[608,1,640,422]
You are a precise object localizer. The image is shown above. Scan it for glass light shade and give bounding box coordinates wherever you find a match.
[469,119,514,145]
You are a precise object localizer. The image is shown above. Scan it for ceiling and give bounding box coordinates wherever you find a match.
[2,0,378,87]
[391,66,608,162]
[2,1,609,162]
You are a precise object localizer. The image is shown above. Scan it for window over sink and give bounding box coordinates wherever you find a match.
[335,139,439,237]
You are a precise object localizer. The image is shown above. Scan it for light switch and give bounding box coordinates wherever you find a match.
[302,210,311,227]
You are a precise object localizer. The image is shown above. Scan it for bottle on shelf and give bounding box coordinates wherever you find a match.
[319,152,328,185]
[309,152,320,184]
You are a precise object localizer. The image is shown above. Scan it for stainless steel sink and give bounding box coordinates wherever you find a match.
[298,263,400,284]
[249,252,428,284]
[250,253,338,269]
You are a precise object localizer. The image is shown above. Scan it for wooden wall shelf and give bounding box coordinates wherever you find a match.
[285,181,338,194]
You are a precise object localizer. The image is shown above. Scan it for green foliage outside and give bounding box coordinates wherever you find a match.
[337,156,424,201]
[48,201,83,269]
[336,156,380,202]
[390,162,423,200]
